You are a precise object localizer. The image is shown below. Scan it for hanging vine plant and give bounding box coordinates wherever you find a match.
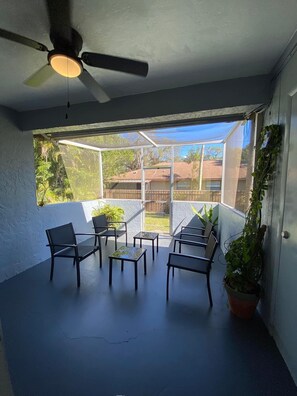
[224,124,282,296]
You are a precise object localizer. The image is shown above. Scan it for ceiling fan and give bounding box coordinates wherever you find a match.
[0,0,149,103]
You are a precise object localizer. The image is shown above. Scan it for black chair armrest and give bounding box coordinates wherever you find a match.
[75,232,105,236]
[174,238,207,247]
[179,233,208,240]
[47,243,79,256]
[47,243,76,248]
[168,252,210,262]
[181,226,204,232]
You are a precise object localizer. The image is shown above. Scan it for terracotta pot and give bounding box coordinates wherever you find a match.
[224,282,260,319]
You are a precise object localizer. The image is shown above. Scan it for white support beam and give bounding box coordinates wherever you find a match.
[141,148,145,231]
[98,151,104,199]
[138,131,158,147]
[58,140,101,152]
[170,146,174,235]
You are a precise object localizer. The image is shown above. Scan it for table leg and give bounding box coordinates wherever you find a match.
[134,261,138,290]
[144,251,147,275]
[152,239,155,260]
[109,258,113,286]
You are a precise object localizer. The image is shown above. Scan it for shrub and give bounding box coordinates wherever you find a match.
[92,203,124,224]
[191,204,218,226]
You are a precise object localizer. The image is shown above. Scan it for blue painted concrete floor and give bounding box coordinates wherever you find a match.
[0,235,296,396]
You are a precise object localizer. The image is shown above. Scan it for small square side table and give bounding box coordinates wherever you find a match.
[133,232,159,260]
[109,246,147,290]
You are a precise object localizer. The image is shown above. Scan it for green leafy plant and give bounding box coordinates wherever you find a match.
[92,203,124,226]
[191,204,218,226]
[225,124,282,294]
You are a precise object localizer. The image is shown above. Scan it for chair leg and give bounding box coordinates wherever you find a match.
[206,273,213,307]
[179,242,181,253]
[115,238,117,250]
[98,237,102,268]
[109,258,113,286]
[166,266,170,300]
[76,259,81,288]
[144,251,147,275]
[99,248,102,268]
[73,258,76,266]
[50,256,55,281]
[134,261,138,290]
[173,239,177,252]
[94,235,97,247]
[172,266,175,277]
[152,240,155,260]
[105,237,108,246]
[125,232,128,246]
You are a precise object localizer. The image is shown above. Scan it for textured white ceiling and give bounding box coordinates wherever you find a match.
[0,0,296,112]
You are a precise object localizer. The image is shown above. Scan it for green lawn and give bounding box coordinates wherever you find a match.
[145,212,170,233]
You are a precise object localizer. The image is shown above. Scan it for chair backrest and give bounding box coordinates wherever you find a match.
[92,214,108,232]
[204,232,218,263]
[46,223,76,254]
[203,221,214,238]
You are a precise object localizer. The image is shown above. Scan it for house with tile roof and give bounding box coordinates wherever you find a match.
[107,160,247,192]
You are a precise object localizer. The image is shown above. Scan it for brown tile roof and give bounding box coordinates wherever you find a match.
[110,160,247,182]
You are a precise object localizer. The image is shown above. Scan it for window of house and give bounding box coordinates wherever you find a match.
[205,180,221,190]
[176,181,191,190]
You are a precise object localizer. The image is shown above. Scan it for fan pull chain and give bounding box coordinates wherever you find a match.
[65,60,70,119]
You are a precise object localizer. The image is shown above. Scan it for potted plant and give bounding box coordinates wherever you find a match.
[92,203,125,228]
[191,203,218,227]
[224,124,282,319]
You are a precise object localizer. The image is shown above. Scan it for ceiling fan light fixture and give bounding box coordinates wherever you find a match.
[49,53,82,78]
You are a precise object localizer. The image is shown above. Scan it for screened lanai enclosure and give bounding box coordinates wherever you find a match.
[34,120,254,234]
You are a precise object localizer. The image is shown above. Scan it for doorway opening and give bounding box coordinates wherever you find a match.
[143,166,171,234]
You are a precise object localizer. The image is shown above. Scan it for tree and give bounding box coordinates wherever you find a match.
[34,136,73,205]
[143,147,172,166]
[204,144,223,160]
[102,149,141,186]
[183,147,201,163]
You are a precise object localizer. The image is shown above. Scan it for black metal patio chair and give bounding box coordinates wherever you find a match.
[173,221,214,253]
[92,214,127,250]
[166,232,218,307]
[180,219,213,236]
[46,223,102,287]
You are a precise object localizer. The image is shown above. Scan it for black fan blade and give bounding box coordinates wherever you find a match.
[0,28,48,52]
[81,52,149,77]
[24,64,55,87]
[46,0,72,43]
[79,69,110,103]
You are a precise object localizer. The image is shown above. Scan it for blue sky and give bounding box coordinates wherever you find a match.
[147,122,237,144]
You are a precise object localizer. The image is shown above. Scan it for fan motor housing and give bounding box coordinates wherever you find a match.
[50,28,83,56]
